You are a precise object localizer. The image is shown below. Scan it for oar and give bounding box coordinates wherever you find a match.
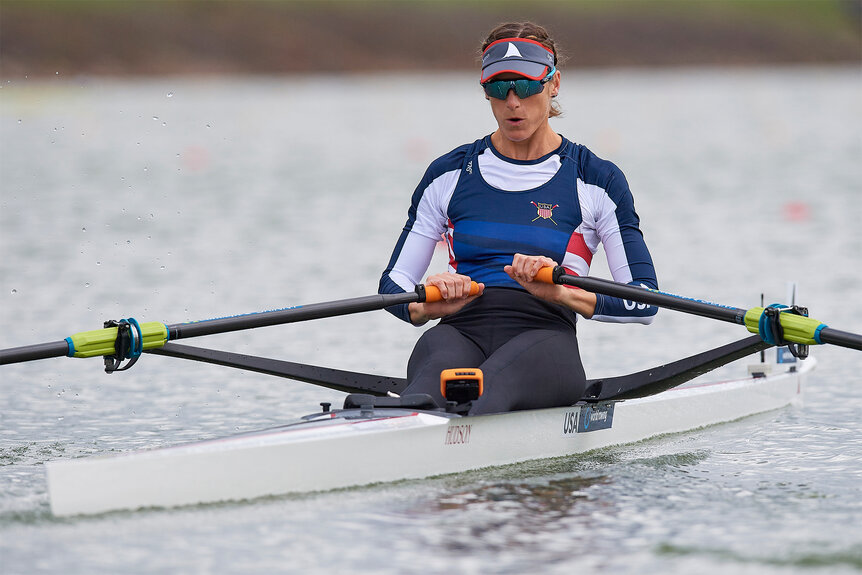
[0,282,480,366]
[536,266,862,351]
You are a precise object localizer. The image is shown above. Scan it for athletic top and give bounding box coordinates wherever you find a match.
[379,135,658,324]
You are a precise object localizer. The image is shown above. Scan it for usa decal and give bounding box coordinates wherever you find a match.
[562,409,580,435]
[562,403,615,435]
[531,201,559,225]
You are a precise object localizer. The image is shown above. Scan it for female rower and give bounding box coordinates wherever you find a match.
[379,22,658,414]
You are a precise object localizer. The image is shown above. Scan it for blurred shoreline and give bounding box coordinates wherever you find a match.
[1,0,860,79]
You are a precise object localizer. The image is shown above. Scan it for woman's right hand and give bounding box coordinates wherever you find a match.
[408,272,484,325]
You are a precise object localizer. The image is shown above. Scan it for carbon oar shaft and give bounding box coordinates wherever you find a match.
[539,266,862,352]
[166,292,420,340]
[0,340,70,364]
[0,291,420,366]
[818,328,862,350]
[0,282,482,366]
[553,273,748,325]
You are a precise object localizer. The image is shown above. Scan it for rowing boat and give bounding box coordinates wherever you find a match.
[4,269,855,517]
[46,348,814,517]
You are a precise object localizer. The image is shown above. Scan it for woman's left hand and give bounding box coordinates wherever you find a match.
[504,254,596,318]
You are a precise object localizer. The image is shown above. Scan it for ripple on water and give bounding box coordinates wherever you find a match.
[0,441,67,467]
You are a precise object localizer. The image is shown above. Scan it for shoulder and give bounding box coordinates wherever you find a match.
[422,138,487,181]
[409,138,487,210]
[567,142,627,186]
[566,141,632,201]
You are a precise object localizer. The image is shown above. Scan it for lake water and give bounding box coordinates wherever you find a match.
[1,67,860,574]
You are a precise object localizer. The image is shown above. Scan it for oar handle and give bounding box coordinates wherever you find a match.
[422,282,481,303]
[535,266,557,286]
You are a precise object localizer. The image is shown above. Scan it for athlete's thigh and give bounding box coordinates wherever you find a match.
[404,324,485,405]
[471,329,585,415]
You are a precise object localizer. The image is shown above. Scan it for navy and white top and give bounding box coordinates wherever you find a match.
[380,135,658,325]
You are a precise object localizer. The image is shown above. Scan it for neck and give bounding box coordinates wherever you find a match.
[490,124,562,161]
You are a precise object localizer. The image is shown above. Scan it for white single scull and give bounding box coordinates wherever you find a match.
[46,354,814,517]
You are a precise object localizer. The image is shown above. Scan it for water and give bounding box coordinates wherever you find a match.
[1,68,860,574]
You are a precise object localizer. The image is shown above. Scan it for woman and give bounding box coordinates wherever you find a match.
[379,22,658,415]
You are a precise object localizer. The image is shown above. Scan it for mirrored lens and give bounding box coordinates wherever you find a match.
[482,67,556,100]
[482,78,547,100]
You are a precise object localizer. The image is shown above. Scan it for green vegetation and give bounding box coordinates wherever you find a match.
[1,0,859,77]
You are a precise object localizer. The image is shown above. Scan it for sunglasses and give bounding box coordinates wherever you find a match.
[482,67,556,100]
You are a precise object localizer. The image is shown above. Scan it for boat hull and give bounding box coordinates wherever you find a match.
[46,359,812,516]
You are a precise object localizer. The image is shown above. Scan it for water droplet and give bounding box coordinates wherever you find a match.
[206,124,212,128]
[18,119,22,124]
[96,261,101,266]
[85,282,90,288]
[81,227,86,232]
[152,116,159,121]
[58,416,64,421]
[11,288,17,294]
[160,265,166,270]
[166,92,174,98]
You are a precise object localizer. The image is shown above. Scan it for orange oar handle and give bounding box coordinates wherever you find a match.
[423,282,481,303]
[535,266,557,285]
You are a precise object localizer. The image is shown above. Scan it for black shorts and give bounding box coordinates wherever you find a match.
[405,288,586,415]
